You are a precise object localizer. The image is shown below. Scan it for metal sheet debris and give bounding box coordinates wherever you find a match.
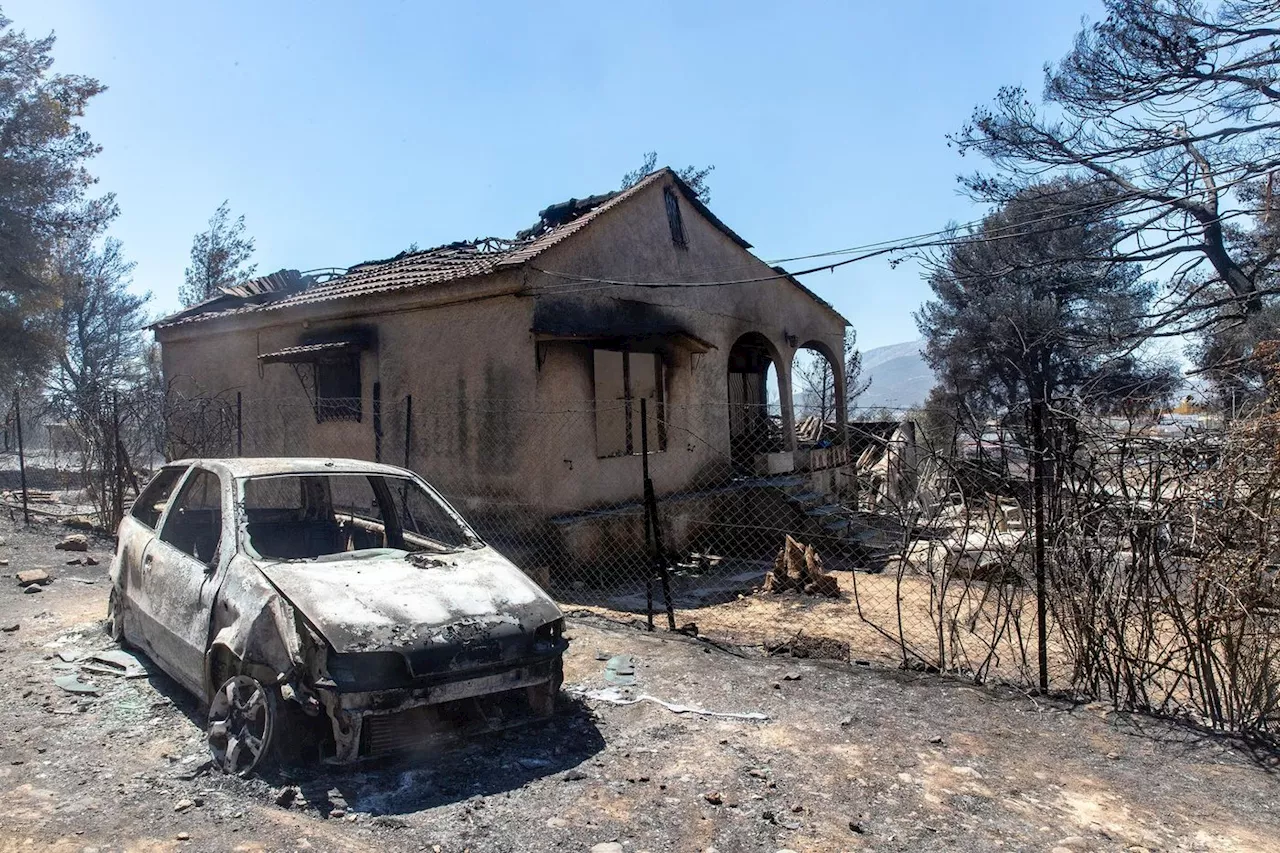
[54,674,100,696]
[603,654,637,686]
[83,649,147,678]
[574,686,768,721]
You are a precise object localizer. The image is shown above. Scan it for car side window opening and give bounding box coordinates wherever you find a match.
[157,469,223,564]
[242,474,474,561]
[398,481,473,552]
[130,466,188,529]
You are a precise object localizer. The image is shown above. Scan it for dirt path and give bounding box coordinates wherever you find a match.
[0,516,1277,852]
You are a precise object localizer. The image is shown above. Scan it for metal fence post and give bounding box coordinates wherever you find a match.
[1030,398,1049,692]
[111,391,124,527]
[236,391,243,457]
[13,389,28,526]
[640,397,676,631]
[642,400,655,631]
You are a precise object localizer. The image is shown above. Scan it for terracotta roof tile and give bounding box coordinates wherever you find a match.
[152,169,750,329]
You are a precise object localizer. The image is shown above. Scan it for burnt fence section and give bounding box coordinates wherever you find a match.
[6,384,1278,741]
[3,388,164,529]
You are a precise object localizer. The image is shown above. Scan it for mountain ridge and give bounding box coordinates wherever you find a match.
[854,338,934,411]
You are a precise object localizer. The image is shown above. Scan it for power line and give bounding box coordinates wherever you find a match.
[769,163,1266,266]
[529,172,1262,298]
[529,176,1262,298]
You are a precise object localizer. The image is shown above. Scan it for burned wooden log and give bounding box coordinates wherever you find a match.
[762,535,840,597]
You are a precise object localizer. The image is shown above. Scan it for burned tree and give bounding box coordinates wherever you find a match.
[917,179,1166,419]
[953,0,1280,329]
[918,178,1174,688]
[45,228,152,525]
[1190,175,1280,407]
[793,329,871,422]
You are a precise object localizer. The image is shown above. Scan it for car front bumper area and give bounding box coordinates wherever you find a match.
[317,654,564,762]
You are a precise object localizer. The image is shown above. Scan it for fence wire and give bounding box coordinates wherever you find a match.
[5,382,1277,741]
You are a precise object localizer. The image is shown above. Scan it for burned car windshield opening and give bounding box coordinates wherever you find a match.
[241,473,477,560]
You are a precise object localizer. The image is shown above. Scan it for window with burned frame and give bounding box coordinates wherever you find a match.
[314,356,362,422]
[593,347,666,458]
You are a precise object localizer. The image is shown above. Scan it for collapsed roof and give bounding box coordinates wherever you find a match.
[153,168,837,331]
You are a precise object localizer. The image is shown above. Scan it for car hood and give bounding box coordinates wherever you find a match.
[256,547,562,654]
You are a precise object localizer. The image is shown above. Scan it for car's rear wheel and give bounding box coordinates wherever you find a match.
[207,675,277,776]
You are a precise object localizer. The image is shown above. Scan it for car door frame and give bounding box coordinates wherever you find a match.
[135,464,233,697]
[114,463,191,649]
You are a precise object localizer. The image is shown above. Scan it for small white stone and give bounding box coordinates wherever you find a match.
[591,844,624,853]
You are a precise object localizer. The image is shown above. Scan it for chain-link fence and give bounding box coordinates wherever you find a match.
[7,380,1277,739]
[153,386,1279,739]
[2,388,165,527]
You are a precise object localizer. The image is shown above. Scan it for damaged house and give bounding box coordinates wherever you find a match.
[152,169,852,573]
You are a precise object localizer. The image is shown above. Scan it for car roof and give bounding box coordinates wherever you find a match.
[164,457,417,479]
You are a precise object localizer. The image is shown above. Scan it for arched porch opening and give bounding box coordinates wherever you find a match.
[727,332,788,467]
[791,340,847,444]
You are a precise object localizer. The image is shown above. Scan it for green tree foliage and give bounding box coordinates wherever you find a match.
[179,201,257,306]
[952,0,1280,327]
[916,180,1177,418]
[621,151,715,205]
[0,12,112,387]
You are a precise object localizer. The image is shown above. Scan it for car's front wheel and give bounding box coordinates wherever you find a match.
[207,675,278,776]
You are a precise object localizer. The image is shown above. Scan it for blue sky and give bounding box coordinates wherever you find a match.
[7,1,1100,350]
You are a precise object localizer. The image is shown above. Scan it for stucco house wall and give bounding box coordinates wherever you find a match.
[523,175,847,513]
[158,279,536,496]
[154,169,851,568]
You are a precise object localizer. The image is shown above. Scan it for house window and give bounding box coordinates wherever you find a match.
[594,348,665,458]
[664,187,687,248]
[315,357,362,422]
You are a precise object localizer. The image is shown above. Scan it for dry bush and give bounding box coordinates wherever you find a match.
[855,396,1278,740]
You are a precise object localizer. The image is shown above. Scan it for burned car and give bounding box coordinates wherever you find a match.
[106,458,567,774]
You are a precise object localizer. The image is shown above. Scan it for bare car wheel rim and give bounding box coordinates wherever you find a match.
[207,675,274,775]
